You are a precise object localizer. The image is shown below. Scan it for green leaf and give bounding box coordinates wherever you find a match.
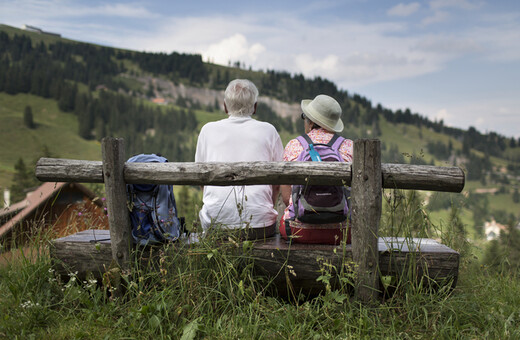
[149,315,161,329]
[181,317,201,340]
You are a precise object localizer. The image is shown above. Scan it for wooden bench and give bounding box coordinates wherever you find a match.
[50,229,459,297]
[36,138,465,302]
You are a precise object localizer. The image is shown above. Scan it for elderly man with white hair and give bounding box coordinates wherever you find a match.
[195,79,284,239]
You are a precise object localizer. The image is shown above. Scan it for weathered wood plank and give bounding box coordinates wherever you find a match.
[382,163,465,192]
[101,138,132,271]
[36,158,465,192]
[36,158,103,183]
[351,139,382,302]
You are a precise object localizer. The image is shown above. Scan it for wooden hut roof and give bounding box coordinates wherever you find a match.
[0,182,101,240]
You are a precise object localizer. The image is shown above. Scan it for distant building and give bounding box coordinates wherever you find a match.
[21,24,61,38]
[152,97,166,105]
[21,24,43,34]
[484,219,507,241]
[0,182,108,249]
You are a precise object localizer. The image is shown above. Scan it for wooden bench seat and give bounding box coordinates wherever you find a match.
[50,229,459,296]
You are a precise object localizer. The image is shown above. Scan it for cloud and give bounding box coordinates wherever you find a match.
[82,3,157,18]
[295,54,339,77]
[203,34,265,65]
[413,36,482,56]
[408,100,520,138]
[1,0,156,20]
[435,109,449,121]
[423,0,483,26]
[429,0,482,11]
[387,3,421,17]
[422,10,450,25]
[475,117,485,128]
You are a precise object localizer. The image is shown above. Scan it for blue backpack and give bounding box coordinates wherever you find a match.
[288,134,350,224]
[126,154,181,246]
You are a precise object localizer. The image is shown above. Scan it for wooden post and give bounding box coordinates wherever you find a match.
[101,138,132,291]
[351,139,382,303]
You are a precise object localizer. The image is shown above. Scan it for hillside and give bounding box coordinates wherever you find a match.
[1,23,519,244]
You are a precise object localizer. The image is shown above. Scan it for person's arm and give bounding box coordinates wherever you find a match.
[271,131,285,206]
[281,185,291,206]
[272,185,280,206]
[195,126,206,191]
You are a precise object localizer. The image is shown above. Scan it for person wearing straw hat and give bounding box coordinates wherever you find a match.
[280,94,354,244]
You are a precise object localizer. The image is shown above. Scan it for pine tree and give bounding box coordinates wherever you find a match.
[23,105,35,129]
[444,205,468,256]
[10,158,38,203]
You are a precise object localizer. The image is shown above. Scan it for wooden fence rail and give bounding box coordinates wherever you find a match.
[36,159,465,191]
[35,137,465,303]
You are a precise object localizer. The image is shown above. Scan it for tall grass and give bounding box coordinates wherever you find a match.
[1,193,519,339]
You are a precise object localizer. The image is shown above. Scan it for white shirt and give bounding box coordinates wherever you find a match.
[195,116,284,230]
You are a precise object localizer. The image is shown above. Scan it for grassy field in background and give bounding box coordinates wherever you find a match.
[0,93,101,190]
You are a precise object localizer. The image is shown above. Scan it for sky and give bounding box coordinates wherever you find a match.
[1,0,519,138]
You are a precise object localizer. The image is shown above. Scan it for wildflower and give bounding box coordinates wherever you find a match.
[78,212,83,216]
[20,300,40,309]
[102,197,106,201]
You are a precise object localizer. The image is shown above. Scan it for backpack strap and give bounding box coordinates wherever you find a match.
[301,134,313,147]
[296,135,311,150]
[328,134,346,152]
[326,134,340,147]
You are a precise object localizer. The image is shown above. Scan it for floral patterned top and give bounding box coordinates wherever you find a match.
[283,128,354,228]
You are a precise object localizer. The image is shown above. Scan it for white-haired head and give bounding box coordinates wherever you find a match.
[224,79,258,117]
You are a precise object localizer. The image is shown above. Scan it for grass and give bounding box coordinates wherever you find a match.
[488,193,520,215]
[1,231,519,338]
[1,193,519,339]
[0,92,101,189]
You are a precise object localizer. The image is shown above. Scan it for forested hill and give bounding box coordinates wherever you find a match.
[1,23,520,219]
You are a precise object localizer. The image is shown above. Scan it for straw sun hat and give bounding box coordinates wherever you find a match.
[301,94,344,133]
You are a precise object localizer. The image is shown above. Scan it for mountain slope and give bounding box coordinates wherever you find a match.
[1,24,519,240]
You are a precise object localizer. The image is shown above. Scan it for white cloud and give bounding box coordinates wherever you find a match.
[413,36,482,56]
[295,54,339,77]
[387,3,421,17]
[435,109,449,121]
[393,100,520,138]
[422,10,450,25]
[475,117,485,128]
[1,0,156,20]
[423,0,483,26]
[203,34,265,66]
[83,3,157,18]
[429,0,482,11]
